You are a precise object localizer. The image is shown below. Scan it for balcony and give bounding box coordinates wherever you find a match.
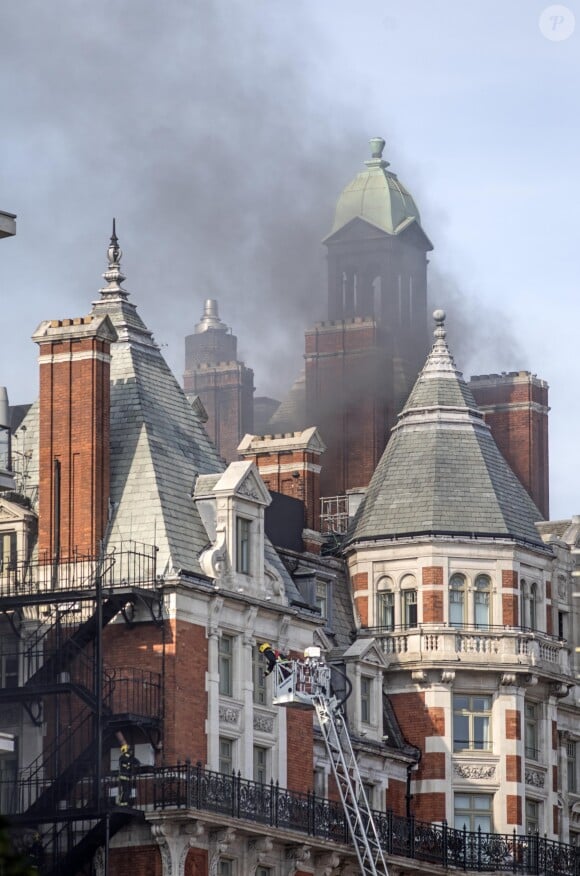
[360,624,572,678]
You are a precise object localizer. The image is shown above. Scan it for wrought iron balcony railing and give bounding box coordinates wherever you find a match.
[5,763,579,875]
[0,542,159,601]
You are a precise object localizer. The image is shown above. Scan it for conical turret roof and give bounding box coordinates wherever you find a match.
[348,310,546,549]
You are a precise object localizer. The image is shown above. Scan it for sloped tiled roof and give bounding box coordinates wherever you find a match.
[348,311,546,550]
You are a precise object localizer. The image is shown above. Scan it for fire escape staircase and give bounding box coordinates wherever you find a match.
[0,545,164,875]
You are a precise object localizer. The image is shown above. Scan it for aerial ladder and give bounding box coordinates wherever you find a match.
[272,646,389,876]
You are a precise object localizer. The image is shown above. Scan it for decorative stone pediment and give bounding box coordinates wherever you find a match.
[342,637,387,668]
[213,461,271,507]
[0,497,35,522]
[525,766,546,788]
[453,761,497,780]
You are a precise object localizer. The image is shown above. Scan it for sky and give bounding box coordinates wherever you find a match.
[1,0,578,518]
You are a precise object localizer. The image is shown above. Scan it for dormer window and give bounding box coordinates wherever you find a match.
[236,517,251,574]
[0,531,16,572]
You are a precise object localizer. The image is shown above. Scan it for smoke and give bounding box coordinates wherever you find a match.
[427,267,527,379]
[0,0,525,411]
[0,0,363,402]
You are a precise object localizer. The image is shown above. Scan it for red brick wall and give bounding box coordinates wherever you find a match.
[287,708,314,793]
[502,594,519,626]
[387,778,407,816]
[507,794,522,826]
[103,618,208,764]
[244,447,322,531]
[110,845,161,876]
[185,848,208,876]
[422,566,443,586]
[415,793,446,823]
[553,765,558,792]
[190,363,254,463]
[469,374,549,518]
[305,320,393,497]
[37,324,111,558]
[505,710,521,741]
[552,721,558,751]
[422,590,443,623]
[352,572,369,626]
[506,754,521,782]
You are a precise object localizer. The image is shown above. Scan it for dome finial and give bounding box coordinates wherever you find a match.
[195,298,227,334]
[100,218,128,299]
[369,137,386,159]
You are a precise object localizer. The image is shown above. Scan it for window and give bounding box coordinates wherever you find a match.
[529,583,538,630]
[377,589,394,630]
[315,579,332,626]
[0,750,17,815]
[253,746,268,784]
[219,738,233,775]
[0,532,16,572]
[218,635,233,697]
[313,767,326,798]
[568,741,577,793]
[454,793,493,832]
[474,575,491,628]
[236,517,250,574]
[449,574,466,627]
[402,588,417,629]
[361,781,374,809]
[252,646,267,705]
[256,868,272,876]
[525,703,539,760]
[558,611,568,641]
[525,799,540,834]
[453,695,492,751]
[360,676,372,724]
[0,652,18,688]
[219,861,233,876]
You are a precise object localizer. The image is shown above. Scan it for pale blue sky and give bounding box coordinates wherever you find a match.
[1,0,578,517]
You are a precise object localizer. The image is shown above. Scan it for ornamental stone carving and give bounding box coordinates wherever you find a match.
[253,712,274,733]
[453,763,496,780]
[525,768,545,788]
[219,704,241,725]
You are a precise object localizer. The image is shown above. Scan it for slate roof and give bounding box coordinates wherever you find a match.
[348,311,546,550]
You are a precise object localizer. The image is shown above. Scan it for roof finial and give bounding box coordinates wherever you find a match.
[433,309,447,341]
[100,218,128,299]
[195,298,227,334]
[365,136,389,170]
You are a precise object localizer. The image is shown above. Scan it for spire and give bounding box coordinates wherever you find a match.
[99,218,128,299]
[420,309,462,381]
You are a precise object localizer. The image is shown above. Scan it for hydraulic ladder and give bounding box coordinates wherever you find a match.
[272,647,389,876]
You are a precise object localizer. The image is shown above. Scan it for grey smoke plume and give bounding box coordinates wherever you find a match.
[1,0,523,409]
[0,0,360,401]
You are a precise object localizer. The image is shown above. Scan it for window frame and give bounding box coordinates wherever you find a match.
[567,741,577,794]
[524,702,539,761]
[454,792,493,832]
[253,745,269,785]
[377,589,395,630]
[219,737,234,775]
[218,634,234,698]
[474,574,491,629]
[360,676,372,725]
[252,645,267,705]
[449,573,466,628]
[453,695,492,752]
[236,516,251,575]
[525,798,540,834]
[402,588,417,629]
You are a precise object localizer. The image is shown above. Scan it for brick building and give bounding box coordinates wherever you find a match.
[1,142,580,876]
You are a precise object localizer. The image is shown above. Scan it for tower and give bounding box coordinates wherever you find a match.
[184,299,254,463]
[305,137,433,498]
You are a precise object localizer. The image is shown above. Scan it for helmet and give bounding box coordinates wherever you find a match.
[259,643,271,653]
[121,744,129,753]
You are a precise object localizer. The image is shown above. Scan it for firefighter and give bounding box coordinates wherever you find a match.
[259,642,289,677]
[117,743,140,805]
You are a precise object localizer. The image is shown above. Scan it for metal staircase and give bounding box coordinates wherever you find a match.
[272,648,389,876]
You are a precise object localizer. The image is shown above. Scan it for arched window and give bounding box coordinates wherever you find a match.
[474,575,491,629]
[376,577,394,630]
[529,582,538,631]
[449,574,466,628]
[401,575,417,629]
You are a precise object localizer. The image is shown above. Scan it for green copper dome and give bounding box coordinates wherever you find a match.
[329,137,422,237]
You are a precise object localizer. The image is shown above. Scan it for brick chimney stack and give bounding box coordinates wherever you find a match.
[237,427,326,532]
[469,371,549,519]
[33,314,117,559]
